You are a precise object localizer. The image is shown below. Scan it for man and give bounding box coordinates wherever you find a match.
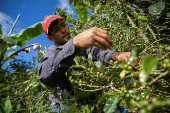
[37,15,136,112]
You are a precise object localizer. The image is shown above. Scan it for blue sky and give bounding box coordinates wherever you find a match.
[0,0,91,67]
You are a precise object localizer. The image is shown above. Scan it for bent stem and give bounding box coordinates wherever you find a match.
[8,14,20,37]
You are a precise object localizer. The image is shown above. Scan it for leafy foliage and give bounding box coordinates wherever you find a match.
[1,0,170,112]
[148,1,165,15]
[104,95,119,113]
[11,21,43,46]
[0,97,12,113]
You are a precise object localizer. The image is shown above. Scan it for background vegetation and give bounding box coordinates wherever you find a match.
[0,0,170,113]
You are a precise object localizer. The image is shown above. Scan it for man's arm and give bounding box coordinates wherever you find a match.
[37,38,79,86]
[73,27,136,65]
[38,27,111,86]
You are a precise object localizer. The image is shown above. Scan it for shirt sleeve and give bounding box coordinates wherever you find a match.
[84,47,115,65]
[37,38,79,86]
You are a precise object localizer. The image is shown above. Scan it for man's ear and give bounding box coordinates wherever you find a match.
[47,35,54,42]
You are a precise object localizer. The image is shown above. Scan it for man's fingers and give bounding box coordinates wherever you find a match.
[95,28,113,47]
[108,33,113,46]
[95,27,107,33]
[93,35,111,49]
[92,41,107,50]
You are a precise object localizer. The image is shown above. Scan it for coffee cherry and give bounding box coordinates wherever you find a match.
[132,95,137,99]
[164,59,170,64]
[162,63,166,68]
[167,63,170,68]
[79,80,82,84]
[112,66,116,68]
[159,45,164,49]
[135,96,140,101]
[110,60,114,63]
[147,105,153,111]
[114,61,118,64]
[141,101,148,107]
[152,49,157,52]
[125,93,130,98]
[123,64,128,69]
[127,65,133,71]
[70,79,74,83]
[130,72,135,77]
[140,109,147,113]
[121,87,126,92]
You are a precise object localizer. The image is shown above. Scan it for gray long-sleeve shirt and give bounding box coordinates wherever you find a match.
[37,38,115,105]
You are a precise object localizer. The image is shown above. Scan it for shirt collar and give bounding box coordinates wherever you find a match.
[54,42,63,49]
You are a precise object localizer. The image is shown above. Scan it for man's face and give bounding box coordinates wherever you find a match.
[47,19,71,45]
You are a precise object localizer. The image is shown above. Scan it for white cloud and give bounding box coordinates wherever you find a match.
[58,0,74,14]
[0,12,14,35]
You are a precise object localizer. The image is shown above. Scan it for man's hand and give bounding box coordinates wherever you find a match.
[73,27,113,50]
[111,52,139,67]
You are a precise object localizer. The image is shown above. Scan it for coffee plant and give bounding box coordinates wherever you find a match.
[53,0,170,112]
[1,0,170,113]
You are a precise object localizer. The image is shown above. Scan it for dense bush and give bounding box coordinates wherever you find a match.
[0,0,170,113]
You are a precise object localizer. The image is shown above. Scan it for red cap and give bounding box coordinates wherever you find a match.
[42,15,63,35]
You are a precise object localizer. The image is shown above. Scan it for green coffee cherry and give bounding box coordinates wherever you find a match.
[141,100,148,107]
[167,63,170,68]
[127,65,133,71]
[164,59,170,64]
[140,109,147,113]
[110,60,114,63]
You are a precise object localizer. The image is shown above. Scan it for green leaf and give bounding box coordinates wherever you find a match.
[82,105,90,113]
[25,82,40,91]
[36,51,44,60]
[60,109,67,113]
[124,76,133,85]
[0,97,12,113]
[73,55,80,65]
[148,1,165,15]
[76,91,91,98]
[139,56,157,84]
[23,80,30,84]
[88,53,92,60]
[138,16,148,21]
[73,0,78,6]
[143,90,150,97]
[95,61,102,68]
[0,24,3,35]
[165,46,170,50]
[0,39,8,63]
[3,51,16,61]
[69,0,73,5]
[166,13,170,17]
[97,94,111,107]
[11,21,44,46]
[67,103,76,113]
[0,35,18,47]
[71,65,85,68]
[74,2,89,23]
[90,106,94,112]
[2,62,11,73]
[64,38,70,42]
[127,99,133,110]
[0,73,4,82]
[104,95,119,113]
[130,49,139,57]
[141,56,157,75]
